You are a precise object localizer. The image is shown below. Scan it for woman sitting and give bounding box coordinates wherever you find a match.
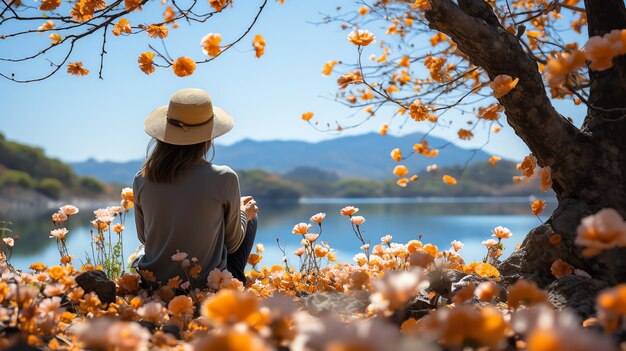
[132,88,258,288]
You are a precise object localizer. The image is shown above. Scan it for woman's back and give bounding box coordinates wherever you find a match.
[133,162,246,286]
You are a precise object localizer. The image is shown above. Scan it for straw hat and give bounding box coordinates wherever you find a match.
[144,88,234,145]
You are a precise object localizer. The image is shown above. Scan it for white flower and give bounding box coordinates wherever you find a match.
[482,239,498,247]
[2,237,14,247]
[353,253,368,266]
[59,205,79,215]
[368,268,429,315]
[39,296,64,315]
[137,302,166,323]
[381,235,393,244]
[50,228,68,240]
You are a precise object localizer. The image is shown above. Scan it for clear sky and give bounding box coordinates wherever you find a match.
[0,0,585,163]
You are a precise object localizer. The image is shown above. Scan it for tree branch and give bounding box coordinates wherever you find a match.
[581,0,626,137]
[424,0,583,196]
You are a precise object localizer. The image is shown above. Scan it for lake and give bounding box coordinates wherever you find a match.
[2,197,555,271]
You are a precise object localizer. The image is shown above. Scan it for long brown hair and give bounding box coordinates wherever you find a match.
[141,139,212,183]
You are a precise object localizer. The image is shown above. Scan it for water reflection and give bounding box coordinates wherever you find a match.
[3,198,555,271]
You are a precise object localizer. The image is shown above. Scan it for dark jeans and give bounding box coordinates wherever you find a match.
[227,217,258,282]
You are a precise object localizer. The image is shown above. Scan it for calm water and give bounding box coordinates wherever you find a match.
[3,197,555,270]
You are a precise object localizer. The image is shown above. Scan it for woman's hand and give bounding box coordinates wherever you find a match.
[240,196,259,220]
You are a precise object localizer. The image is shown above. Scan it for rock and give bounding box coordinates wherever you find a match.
[302,290,369,316]
[451,273,486,293]
[162,324,182,339]
[545,275,609,318]
[427,269,452,301]
[75,270,116,305]
[405,291,436,321]
[4,342,42,351]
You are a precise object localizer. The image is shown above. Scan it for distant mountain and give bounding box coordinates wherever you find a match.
[70,132,496,184]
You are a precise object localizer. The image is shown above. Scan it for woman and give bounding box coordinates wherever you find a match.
[132,88,258,288]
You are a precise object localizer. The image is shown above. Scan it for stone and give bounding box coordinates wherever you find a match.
[302,290,369,316]
[546,274,609,318]
[75,270,116,305]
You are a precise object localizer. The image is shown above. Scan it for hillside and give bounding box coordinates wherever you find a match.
[235,160,551,202]
[71,132,495,184]
[0,133,106,203]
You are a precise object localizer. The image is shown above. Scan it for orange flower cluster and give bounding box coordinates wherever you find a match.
[347,29,376,46]
[517,154,537,177]
[531,199,546,216]
[38,0,60,11]
[545,29,626,87]
[209,0,227,11]
[66,62,89,76]
[321,60,338,76]
[147,24,168,39]
[2,200,625,350]
[575,208,626,257]
[490,74,519,98]
[337,71,363,89]
[457,128,474,141]
[408,99,431,122]
[172,56,196,77]
[413,139,438,158]
[583,30,626,71]
[201,33,222,57]
[137,52,155,75]
[69,0,106,22]
[442,174,457,185]
[112,18,132,36]
[301,112,314,121]
[488,155,501,167]
[424,55,447,82]
[253,34,266,58]
[478,103,502,121]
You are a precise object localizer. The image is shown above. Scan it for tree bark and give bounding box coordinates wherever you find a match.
[424,0,626,298]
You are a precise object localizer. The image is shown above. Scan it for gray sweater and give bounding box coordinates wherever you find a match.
[133,162,247,286]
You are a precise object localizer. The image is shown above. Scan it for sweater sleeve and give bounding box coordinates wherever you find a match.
[224,170,247,254]
[133,175,146,244]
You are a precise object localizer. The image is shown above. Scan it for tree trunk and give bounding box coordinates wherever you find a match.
[424,0,626,314]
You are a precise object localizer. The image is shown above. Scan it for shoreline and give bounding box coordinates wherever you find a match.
[299,195,555,204]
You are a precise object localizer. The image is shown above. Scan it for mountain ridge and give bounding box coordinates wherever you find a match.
[70,132,500,184]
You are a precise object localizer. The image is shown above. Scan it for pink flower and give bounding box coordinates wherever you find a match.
[492,226,512,239]
[451,240,464,251]
[60,205,79,216]
[351,216,366,226]
[292,223,312,235]
[171,251,188,262]
[575,208,626,256]
[304,233,320,242]
[310,212,326,224]
[120,187,134,202]
[51,211,68,222]
[482,239,498,248]
[50,228,68,240]
[340,206,359,216]
[2,238,14,247]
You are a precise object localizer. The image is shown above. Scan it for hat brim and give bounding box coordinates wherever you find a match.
[144,105,234,145]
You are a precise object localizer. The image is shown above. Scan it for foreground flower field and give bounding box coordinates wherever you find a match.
[1,190,626,350]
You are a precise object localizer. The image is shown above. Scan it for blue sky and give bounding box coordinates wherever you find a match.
[0,0,585,163]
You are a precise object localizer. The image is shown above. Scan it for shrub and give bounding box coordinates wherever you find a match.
[36,177,64,199]
[78,176,105,193]
[0,169,36,189]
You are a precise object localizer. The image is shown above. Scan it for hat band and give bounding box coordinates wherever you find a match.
[166,114,213,132]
